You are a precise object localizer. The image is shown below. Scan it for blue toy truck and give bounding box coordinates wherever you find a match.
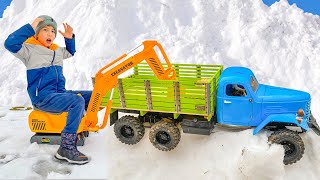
[105,63,319,165]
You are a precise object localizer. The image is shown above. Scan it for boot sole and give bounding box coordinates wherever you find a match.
[55,153,89,165]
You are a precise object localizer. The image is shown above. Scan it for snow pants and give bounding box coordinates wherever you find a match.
[34,90,92,133]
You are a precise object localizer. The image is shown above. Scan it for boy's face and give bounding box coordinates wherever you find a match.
[36,25,56,47]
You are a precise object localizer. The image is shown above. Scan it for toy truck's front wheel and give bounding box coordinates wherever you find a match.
[268,129,305,165]
[149,120,181,151]
[114,115,145,145]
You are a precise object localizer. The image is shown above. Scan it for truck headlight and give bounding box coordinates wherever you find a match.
[296,109,305,123]
[297,109,304,117]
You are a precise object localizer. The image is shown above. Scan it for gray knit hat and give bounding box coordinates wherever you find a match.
[35,15,57,35]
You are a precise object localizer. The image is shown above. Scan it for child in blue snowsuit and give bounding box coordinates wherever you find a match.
[4,15,91,164]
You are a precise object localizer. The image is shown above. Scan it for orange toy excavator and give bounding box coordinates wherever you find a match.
[28,40,176,145]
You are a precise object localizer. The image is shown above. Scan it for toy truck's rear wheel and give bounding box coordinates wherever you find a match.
[268,129,305,165]
[114,115,145,145]
[149,120,181,151]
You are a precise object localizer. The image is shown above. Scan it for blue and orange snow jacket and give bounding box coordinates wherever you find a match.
[4,24,76,105]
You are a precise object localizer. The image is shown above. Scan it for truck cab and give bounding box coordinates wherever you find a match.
[216,67,311,133]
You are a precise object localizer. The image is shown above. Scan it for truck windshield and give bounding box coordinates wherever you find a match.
[250,76,259,92]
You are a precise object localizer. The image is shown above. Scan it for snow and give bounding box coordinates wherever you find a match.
[0,0,319,179]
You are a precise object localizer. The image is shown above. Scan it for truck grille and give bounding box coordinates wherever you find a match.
[305,101,310,120]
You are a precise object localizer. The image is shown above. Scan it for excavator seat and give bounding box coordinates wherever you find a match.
[28,109,87,146]
[32,106,63,115]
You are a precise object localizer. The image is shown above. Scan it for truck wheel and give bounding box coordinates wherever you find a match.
[268,129,305,165]
[149,120,181,151]
[114,115,145,145]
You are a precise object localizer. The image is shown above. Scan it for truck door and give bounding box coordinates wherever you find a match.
[222,84,253,126]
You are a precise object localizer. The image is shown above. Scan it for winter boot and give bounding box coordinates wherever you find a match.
[55,132,89,165]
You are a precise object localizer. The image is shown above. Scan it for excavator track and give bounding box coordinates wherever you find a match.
[30,133,86,146]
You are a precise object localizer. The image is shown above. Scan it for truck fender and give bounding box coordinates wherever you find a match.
[110,110,119,126]
[253,113,309,135]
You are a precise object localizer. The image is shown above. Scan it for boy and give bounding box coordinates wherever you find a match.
[4,15,91,165]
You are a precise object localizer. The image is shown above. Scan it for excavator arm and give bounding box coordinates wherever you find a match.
[84,40,176,131]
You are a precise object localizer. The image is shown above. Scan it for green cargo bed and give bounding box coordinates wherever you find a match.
[101,63,223,120]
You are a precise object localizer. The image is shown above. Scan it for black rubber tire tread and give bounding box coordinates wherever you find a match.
[268,129,305,165]
[114,115,145,145]
[149,120,181,151]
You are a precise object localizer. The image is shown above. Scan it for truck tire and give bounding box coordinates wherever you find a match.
[114,115,145,145]
[268,129,305,165]
[149,120,181,151]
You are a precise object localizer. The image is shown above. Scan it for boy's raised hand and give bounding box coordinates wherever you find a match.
[58,23,73,39]
[31,17,44,31]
